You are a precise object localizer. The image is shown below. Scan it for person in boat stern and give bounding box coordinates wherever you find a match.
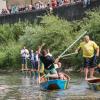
[55,62,70,80]
[75,35,99,80]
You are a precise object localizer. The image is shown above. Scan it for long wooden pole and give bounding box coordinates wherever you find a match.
[59,31,87,58]
[61,52,78,58]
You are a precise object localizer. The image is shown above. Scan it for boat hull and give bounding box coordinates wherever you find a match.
[87,78,100,91]
[40,79,69,90]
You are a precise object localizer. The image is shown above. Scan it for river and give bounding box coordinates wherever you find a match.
[0,72,100,100]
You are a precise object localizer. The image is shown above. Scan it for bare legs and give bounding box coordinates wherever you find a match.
[84,67,88,80]
[25,63,28,70]
[21,64,27,71]
[90,68,95,78]
[84,67,95,80]
[21,64,24,71]
[47,74,58,78]
[21,58,28,71]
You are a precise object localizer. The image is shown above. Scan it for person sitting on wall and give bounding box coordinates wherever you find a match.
[1,8,10,15]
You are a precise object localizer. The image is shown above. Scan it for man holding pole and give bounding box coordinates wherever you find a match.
[75,35,99,80]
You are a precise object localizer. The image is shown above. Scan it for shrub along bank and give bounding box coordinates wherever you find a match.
[0,8,100,70]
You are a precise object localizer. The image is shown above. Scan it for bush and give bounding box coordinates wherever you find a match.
[19,15,82,57]
[0,8,100,70]
[0,43,21,69]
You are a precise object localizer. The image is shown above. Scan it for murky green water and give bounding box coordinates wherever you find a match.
[0,72,100,100]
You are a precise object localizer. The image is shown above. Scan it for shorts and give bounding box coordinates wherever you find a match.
[45,64,57,74]
[21,57,27,64]
[45,68,57,74]
[84,55,97,68]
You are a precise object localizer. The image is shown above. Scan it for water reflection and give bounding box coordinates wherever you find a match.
[0,73,100,100]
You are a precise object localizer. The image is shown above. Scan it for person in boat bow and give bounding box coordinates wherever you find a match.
[38,46,59,78]
[75,35,99,80]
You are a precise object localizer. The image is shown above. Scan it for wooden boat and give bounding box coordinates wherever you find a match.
[40,79,69,90]
[87,78,100,91]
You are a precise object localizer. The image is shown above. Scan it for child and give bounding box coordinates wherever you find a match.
[58,72,71,80]
[56,62,71,80]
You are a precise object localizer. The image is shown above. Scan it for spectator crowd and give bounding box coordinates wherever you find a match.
[0,0,91,15]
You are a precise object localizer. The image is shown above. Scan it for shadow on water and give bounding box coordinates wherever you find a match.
[0,72,100,100]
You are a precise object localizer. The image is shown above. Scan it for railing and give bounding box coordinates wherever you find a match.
[0,0,100,24]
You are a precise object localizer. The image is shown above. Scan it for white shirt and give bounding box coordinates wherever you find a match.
[35,54,39,61]
[30,53,35,61]
[21,49,29,58]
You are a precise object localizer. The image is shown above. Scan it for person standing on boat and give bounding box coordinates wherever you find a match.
[21,46,29,71]
[75,35,99,80]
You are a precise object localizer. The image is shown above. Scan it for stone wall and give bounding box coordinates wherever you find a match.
[0,0,100,24]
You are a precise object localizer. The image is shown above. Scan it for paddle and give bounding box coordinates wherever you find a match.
[60,52,78,58]
[59,31,87,58]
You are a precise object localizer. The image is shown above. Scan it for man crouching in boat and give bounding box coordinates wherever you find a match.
[39,49,59,78]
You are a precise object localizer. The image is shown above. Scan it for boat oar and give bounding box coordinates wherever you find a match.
[61,52,78,58]
[59,31,87,58]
